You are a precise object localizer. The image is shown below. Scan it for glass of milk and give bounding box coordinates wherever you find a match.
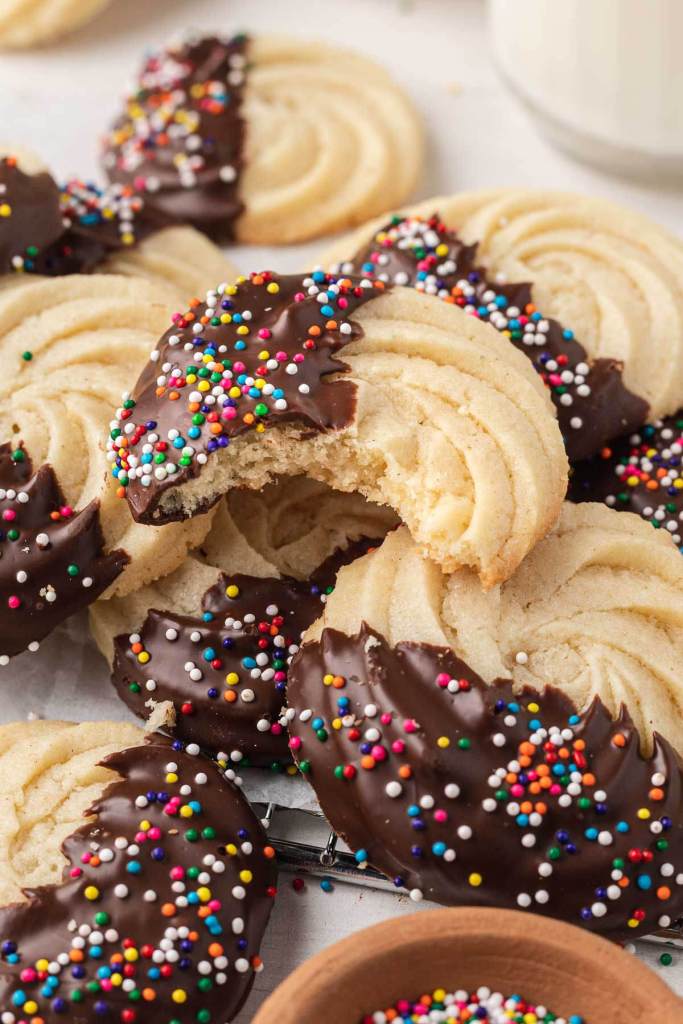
[488,0,683,180]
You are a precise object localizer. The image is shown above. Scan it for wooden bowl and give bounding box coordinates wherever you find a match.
[252,907,681,1023]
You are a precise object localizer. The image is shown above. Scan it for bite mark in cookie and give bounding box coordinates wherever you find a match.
[110,272,389,524]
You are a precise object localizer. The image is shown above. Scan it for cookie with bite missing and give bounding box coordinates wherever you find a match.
[287,503,683,940]
[109,271,568,588]
[319,191,683,462]
[101,34,423,245]
[0,719,276,1021]
[90,477,398,766]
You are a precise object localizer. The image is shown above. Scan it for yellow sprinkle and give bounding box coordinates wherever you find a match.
[172,990,187,1004]
[139,820,151,831]
[256,423,266,433]
[198,380,210,392]
[435,244,449,257]
[111,973,123,986]
[229,386,241,399]
[236,325,249,336]
[84,886,100,901]
[179,805,193,818]
[226,672,239,686]
[637,808,651,820]
[137,651,150,665]
[266,282,280,294]
[437,736,450,749]
[627,918,639,928]
[0,204,12,217]
[24,1003,37,1016]
[186,373,197,384]
[433,989,446,1003]
[323,674,335,686]
[286,764,298,775]
[36,960,49,972]
[220,313,232,323]
[258,350,270,361]
[527,702,539,713]
[225,843,238,856]
[332,718,342,730]
[239,869,253,884]
[226,584,240,598]
[166,772,178,784]
[468,873,483,887]
[121,232,134,246]
[197,886,211,902]
[124,948,139,962]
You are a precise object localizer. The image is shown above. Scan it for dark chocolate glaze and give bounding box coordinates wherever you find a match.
[0,736,277,1023]
[102,35,248,242]
[569,411,683,553]
[0,156,174,277]
[111,272,390,525]
[0,157,64,273]
[288,626,683,941]
[341,214,649,462]
[0,444,127,659]
[110,540,383,766]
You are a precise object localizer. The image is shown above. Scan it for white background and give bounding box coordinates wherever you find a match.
[0,0,682,1017]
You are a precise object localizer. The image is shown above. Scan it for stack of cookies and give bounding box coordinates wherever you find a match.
[0,26,682,1024]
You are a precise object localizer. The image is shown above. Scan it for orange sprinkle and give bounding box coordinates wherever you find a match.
[224,690,237,703]
[263,846,276,860]
[657,886,671,901]
[649,788,665,802]
[613,733,627,748]
[168,390,180,401]
[161,903,176,917]
[399,765,412,779]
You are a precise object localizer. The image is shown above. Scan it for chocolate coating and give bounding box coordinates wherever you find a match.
[288,626,683,941]
[0,444,127,660]
[569,411,683,553]
[341,214,649,462]
[0,156,173,277]
[111,540,383,766]
[0,157,64,273]
[102,35,247,242]
[111,272,390,525]
[0,736,277,1023]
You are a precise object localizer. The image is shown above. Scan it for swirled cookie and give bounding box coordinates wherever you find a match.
[110,272,568,586]
[90,477,397,766]
[569,412,683,554]
[0,152,236,302]
[0,719,276,1021]
[101,34,422,244]
[0,274,215,660]
[288,504,683,940]
[319,192,683,462]
[0,0,110,47]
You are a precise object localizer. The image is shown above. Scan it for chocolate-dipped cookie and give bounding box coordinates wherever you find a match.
[288,506,683,940]
[0,149,236,301]
[319,192,683,462]
[101,34,423,244]
[90,478,397,766]
[0,719,277,1022]
[569,412,683,553]
[0,273,215,660]
[107,271,567,586]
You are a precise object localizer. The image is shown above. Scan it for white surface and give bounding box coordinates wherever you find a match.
[0,0,682,1017]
